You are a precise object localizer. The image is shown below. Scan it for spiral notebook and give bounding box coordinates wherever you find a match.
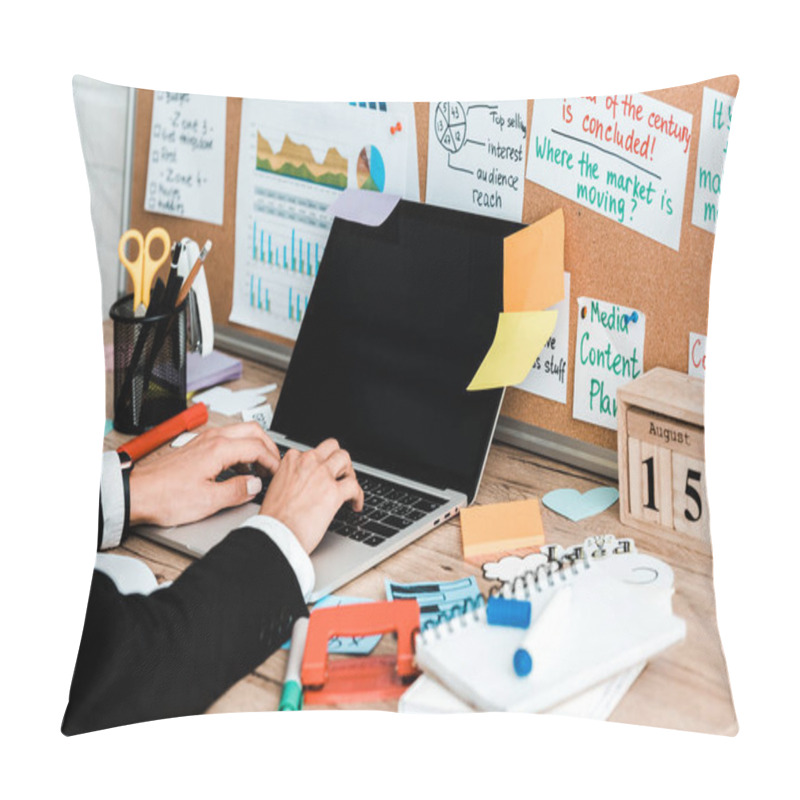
[414,553,686,713]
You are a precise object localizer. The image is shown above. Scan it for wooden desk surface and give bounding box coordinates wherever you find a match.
[102,323,737,735]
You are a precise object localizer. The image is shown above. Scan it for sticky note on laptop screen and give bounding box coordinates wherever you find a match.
[459,498,545,558]
[503,209,565,312]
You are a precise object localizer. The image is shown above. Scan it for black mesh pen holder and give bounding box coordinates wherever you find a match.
[110,294,188,434]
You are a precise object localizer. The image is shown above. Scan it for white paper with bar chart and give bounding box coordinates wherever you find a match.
[230,100,419,340]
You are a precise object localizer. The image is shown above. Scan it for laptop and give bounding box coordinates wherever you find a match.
[138,199,523,601]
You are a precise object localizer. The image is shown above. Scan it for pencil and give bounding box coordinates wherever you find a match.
[175,240,212,308]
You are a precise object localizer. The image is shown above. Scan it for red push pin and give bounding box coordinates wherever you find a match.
[390,121,403,135]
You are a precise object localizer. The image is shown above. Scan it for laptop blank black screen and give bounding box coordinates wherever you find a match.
[272,200,523,503]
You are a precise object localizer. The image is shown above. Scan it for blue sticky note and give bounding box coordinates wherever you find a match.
[280,595,381,655]
[385,576,483,630]
[542,487,619,522]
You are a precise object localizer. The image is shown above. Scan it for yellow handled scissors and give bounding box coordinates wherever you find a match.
[118,227,171,315]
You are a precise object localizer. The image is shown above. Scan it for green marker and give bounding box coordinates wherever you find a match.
[279,616,309,711]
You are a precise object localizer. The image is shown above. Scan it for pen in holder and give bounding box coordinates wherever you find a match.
[110,294,188,434]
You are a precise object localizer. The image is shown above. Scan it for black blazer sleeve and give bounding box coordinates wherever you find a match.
[62,527,308,735]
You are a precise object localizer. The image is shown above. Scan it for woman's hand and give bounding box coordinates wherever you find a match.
[129,423,281,527]
[259,439,364,554]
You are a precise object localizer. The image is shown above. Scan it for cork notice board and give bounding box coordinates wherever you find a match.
[128,75,738,456]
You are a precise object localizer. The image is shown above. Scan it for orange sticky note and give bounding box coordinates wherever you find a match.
[459,498,545,559]
[504,209,565,312]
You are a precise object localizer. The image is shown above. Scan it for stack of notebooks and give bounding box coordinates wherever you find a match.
[187,350,242,393]
[403,552,685,717]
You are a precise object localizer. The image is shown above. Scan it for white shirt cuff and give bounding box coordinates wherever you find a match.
[240,515,315,601]
[99,451,126,550]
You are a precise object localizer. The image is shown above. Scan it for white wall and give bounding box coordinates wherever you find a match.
[72,75,130,317]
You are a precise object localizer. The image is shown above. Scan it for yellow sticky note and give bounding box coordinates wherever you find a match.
[504,209,565,312]
[460,498,545,559]
[467,310,558,391]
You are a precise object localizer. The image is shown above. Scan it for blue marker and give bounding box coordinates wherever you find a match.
[486,596,531,629]
[513,586,573,677]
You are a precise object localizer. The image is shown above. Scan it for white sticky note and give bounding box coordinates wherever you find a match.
[572,297,646,430]
[688,332,707,379]
[426,100,527,222]
[194,384,277,416]
[516,272,571,403]
[692,88,735,234]
[327,188,401,226]
[145,92,227,225]
[527,94,692,250]
[242,402,273,431]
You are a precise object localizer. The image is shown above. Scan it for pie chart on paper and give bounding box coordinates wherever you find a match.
[357,145,386,192]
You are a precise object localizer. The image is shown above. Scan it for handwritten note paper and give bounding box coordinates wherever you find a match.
[688,332,706,379]
[573,297,645,430]
[516,273,571,403]
[426,100,527,221]
[145,92,226,225]
[527,94,692,250]
[692,88,735,234]
[467,310,558,391]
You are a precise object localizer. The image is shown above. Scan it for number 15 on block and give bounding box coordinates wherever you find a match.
[626,412,709,541]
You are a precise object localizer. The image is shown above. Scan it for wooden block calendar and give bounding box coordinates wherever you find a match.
[617,368,709,541]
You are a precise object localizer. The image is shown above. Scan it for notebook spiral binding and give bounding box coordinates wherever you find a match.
[495,555,594,602]
[418,596,486,642]
[420,596,485,633]
[418,556,594,646]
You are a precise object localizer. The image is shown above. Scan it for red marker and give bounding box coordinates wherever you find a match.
[117,402,208,462]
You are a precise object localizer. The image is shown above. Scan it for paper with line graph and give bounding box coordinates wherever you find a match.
[526,94,692,250]
[230,100,419,340]
[426,100,527,221]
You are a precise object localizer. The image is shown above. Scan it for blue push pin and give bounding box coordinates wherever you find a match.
[623,311,639,327]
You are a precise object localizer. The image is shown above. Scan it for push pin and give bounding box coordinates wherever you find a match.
[622,311,639,326]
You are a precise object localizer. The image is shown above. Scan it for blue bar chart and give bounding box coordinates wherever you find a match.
[244,269,312,326]
[235,166,330,337]
[252,221,321,276]
[288,287,309,322]
[249,275,271,312]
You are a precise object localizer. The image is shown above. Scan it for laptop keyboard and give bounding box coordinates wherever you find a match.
[330,473,448,547]
[216,444,448,547]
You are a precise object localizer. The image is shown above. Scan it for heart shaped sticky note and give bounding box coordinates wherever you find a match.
[542,487,619,522]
